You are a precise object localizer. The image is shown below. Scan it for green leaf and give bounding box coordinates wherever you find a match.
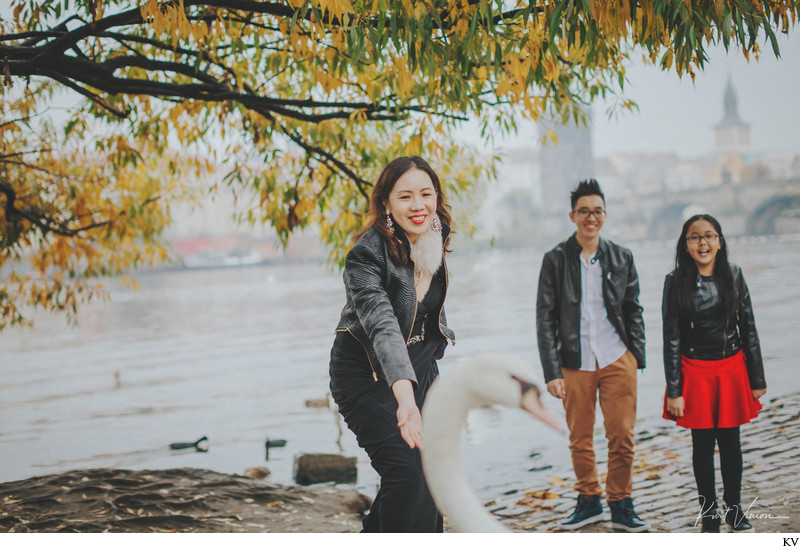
[549,3,564,43]
[764,24,780,57]
[469,9,479,40]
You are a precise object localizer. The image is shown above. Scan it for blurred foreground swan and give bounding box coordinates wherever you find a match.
[421,353,564,533]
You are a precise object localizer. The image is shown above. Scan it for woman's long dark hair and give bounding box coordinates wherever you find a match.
[355,156,453,264]
[671,214,737,318]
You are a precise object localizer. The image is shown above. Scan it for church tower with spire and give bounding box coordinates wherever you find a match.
[714,76,750,156]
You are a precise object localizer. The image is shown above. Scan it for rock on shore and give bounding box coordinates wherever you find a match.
[0,467,369,533]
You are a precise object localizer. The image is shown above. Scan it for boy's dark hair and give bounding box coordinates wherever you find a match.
[570,179,605,209]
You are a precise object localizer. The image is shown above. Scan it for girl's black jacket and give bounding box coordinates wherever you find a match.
[662,263,766,398]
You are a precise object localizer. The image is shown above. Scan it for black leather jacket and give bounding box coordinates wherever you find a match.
[662,264,766,398]
[536,234,645,383]
[335,225,455,387]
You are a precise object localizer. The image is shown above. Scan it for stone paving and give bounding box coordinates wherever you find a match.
[487,393,800,533]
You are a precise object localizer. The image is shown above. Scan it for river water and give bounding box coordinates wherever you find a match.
[2,235,799,503]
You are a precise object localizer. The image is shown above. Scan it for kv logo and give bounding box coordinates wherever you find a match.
[785,538,799,547]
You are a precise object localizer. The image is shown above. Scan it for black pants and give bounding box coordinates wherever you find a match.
[691,427,743,514]
[330,333,442,533]
[338,380,442,532]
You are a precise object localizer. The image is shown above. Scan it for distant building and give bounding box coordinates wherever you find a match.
[598,152,677,197]
[664,156,708,191]
[539,120,594,215]
[708,77,771,186]
[714,76,751,156]
[473,74,800,245]
[476,147,541,242]
[493,147,542,201]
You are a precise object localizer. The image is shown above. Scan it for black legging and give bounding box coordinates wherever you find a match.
[691,427,743,513]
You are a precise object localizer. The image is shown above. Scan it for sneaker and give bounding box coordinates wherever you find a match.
[724,504,755,532]
[559,494,604,530]
[609,497,650,532]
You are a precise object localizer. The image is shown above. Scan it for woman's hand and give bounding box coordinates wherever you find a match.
[396,401,423,449]
[752,387,766,401]
[666,396,685,417]
[392,379,423,449]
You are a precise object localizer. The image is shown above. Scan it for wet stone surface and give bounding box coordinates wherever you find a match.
[489,393,800,533]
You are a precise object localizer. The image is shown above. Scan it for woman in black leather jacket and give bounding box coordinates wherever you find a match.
[662,214,766,533]
[329,156,455,532]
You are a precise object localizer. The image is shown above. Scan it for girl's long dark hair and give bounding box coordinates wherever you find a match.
[355,156,453,264]
[671,214,737,318]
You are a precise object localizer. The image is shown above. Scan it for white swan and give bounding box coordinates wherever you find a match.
[421,353,563,533]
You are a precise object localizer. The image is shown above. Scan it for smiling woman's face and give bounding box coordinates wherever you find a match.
[685,219,721,272]
[385,168,438,244]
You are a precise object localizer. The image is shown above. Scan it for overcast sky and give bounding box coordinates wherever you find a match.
[485,29,800,159]
[592,30,800,158]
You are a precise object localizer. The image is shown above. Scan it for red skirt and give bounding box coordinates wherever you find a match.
[662,350,762,429]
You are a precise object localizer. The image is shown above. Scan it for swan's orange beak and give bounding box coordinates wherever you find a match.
[514,377,565,434]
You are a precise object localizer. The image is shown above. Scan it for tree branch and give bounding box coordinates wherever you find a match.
[45,71,131,118]
[283,127,371,201]
[1,179,160,239]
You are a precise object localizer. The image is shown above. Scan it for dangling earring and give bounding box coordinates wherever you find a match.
[386,214,394,233]
[431,214,442,233]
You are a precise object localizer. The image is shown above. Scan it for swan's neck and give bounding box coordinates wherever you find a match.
[422,374,508,533]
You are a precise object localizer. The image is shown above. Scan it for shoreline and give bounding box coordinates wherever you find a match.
[2,392,797,533]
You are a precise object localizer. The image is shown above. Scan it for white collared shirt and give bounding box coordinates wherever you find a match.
[579,251,628,371]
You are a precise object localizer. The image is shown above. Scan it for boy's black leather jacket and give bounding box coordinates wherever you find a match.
[536,234,645,384]
[335,225,455,387]
[662,264,766,398]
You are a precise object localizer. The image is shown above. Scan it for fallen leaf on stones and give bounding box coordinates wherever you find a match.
[524,490,558,500]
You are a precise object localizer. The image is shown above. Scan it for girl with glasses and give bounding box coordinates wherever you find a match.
[661,214,766,533]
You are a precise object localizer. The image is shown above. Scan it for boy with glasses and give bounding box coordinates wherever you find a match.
[536,179,648,531]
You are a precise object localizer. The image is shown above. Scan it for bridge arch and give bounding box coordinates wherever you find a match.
[748,194,800,234]
[648,202,708,240]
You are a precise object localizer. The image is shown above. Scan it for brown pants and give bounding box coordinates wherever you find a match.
[561,350,638,502]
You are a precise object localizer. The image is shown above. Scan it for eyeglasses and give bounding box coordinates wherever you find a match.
[573,208,606,219]
[685,233,719,244]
